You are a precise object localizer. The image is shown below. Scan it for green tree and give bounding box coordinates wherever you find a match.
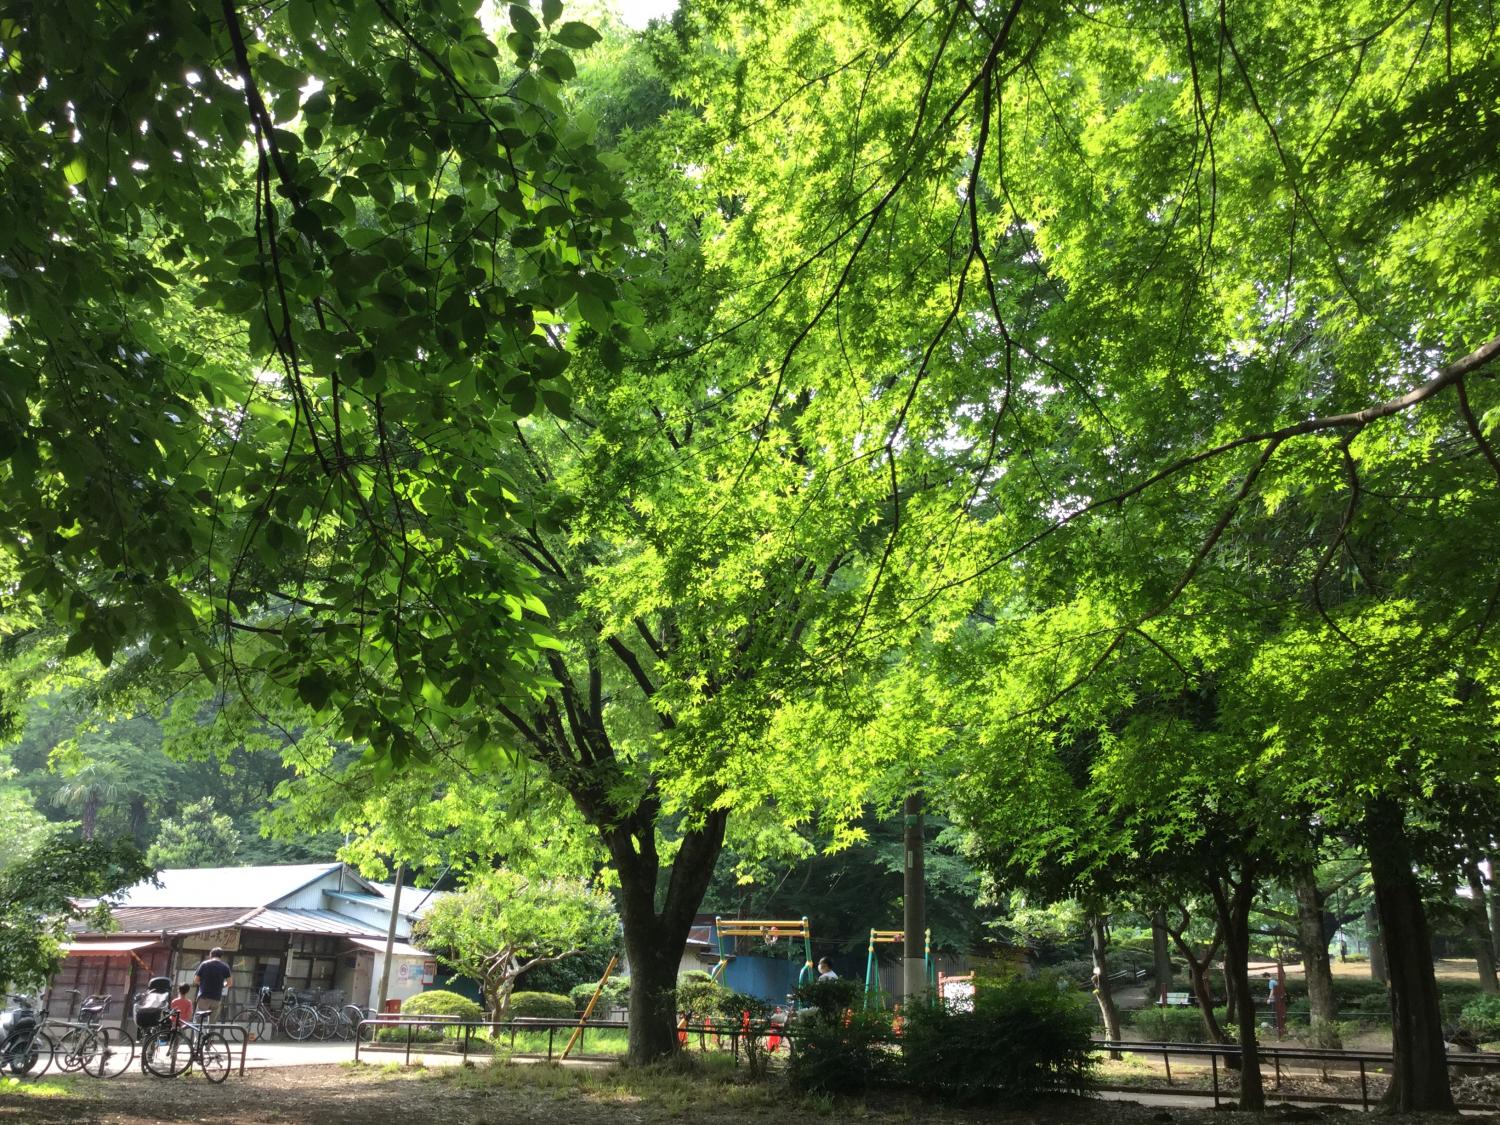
[413,870,616,1020]
[0,835,152,995]
[146,796,243,869]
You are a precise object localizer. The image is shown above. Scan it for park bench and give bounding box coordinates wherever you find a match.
[1162,991,1193,1006]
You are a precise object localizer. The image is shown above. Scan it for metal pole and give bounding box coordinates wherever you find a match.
[377,864,406,1017]
[1211,1052,1219,1108]
[902,792,926,1003]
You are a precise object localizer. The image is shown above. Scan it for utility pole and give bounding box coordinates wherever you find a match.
[376,863,405,1014]
[902,792,926,1002]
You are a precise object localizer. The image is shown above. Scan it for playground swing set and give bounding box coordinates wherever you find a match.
[862,927,937,1010]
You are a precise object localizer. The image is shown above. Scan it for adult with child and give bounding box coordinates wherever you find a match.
[192,948,233,1022]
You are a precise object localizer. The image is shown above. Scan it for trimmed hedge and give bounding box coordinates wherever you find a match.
[568,977,629,1013]
[505,991,575,1020]
[402,990,484,1022]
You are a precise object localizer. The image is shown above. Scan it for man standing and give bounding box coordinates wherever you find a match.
[192,947,233,1022]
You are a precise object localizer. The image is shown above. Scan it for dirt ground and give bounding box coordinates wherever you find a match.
[1,1062,1494,1125]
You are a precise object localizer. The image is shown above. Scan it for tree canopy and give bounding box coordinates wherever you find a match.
[2,0,1498,1089]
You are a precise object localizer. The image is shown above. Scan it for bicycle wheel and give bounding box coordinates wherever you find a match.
[141,1028,191,1078]
[55,1025,89,1073]
[2,1028,55,1078]
[282,1005,317,1041]
[82,1026,134,1078]
[313,1005,339,1040]
[341,1005,367,1042]
[196,1031,230,1084]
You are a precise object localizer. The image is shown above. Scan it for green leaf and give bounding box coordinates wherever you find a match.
[62,156,87,186]
[553,21,601,50]
[510,4,541,35]
[542,0,563,27]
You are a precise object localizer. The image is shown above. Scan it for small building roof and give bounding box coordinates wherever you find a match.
[347,937,428,958]
[242,908,387,938]
[98,906,254,934]
[113,863,346,909]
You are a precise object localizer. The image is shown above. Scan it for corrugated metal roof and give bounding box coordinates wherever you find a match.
[114,863,343,909]
[240,908,387,937]
[368,881,450,917]
[63,940,161,955]
[346,937,429,958]
[98,907,252,934]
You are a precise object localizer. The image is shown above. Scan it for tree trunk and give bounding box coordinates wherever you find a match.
[1090,916,1122,1057]
[1465,863,1499,995]
[1490,858,1500,965]
[1295,874,1339,1025]
[607,809,727,1066]
[1166,912,1228,1044]
[1211,874,1264,1110]
[1366,797,1453,1111]
[1151,910,1173,1000]
[1223,960,1237,1024]
[1366,903,1388,983]
[129,795,148,846]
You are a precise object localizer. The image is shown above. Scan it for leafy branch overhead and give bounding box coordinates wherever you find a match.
[0,0,633,763]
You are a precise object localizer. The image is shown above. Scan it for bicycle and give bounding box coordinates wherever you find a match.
[0,995,57,1079]
[229,985,283,1043]
[310,990,346,1040]
[277,988,322,1041]
[140,1008,230,1083]
[53,990,134,1078]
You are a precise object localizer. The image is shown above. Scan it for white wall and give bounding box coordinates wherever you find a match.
[365,953,431,1011]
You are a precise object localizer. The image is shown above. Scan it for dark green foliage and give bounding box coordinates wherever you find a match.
[787,1010,896,1096]
[899,976,1096,1102]
[789,976,1096,1103]
[1460,995,1500,1040]
[522,945,614,998]
[505,991,575,1019]
[794,978,862,1021]
[1127,1006,1234,1043]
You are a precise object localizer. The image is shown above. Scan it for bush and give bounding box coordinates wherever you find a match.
[1461,994,1500,1039]
[790,976,1096,1103]
[401,990,483,1023]
[505,992,575,1020]
[899,975,1096,1102]
[1127,1005,1234,1043]
[787,1010,895,1096]
[794,978,862,1022]
[568,977,630,1013]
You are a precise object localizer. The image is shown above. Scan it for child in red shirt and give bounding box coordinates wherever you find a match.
[168,984,194,1026]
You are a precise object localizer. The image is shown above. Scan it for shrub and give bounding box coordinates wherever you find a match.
[401,990,483,1023]
[1461,994,1500,1039]
[568,977,630,1013]
[899,975,1096,1102]
[787,1010,895,1096]
[676,972,732,1018]
[794,978,862,1022]
[505,992,575,1020]
[1127,1005,1234,1043]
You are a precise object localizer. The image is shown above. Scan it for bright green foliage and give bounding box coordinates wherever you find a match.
[146,796,242,869]
[400,989,484,1023]
[504,991,574,1019]
[412,869,616,1019]
[0,835,152,994]
[568,976,629,1012]
[0,0,634,764]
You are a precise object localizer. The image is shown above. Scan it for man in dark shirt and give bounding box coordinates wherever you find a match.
[193,947,234,1021]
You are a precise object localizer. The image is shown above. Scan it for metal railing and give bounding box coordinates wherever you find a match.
[354,1016,798,1067]
[1092,1038,1500,1111]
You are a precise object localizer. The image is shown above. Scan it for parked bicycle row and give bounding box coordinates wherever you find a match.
[1,984,236,1082]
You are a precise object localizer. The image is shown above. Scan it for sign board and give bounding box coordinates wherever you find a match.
[422,960,436,985]
[181,928,240,952]
[398,962,410,983]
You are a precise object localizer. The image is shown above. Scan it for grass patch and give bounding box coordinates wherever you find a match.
[0,1075,79,1098]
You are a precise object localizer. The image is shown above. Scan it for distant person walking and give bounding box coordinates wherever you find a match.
[817,957,838,982]
[193,947,233,1021]
[1339,940,1348,963]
